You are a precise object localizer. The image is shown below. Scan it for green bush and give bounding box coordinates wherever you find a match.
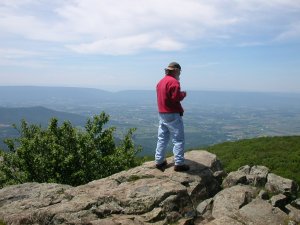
[0,112,142,187]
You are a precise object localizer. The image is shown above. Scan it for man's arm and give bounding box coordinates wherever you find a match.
[170,83,186,102]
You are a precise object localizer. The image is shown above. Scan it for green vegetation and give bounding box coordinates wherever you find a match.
[206,136,300,187]
[0,112,142,187]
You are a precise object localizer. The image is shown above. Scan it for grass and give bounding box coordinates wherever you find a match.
[205,136,300,192]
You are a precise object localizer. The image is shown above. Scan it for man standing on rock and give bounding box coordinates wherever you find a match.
[155,62,190,172]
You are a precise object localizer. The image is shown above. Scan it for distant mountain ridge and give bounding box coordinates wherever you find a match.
[0,86,155,107]
[0,106,86,126]
[1,86,300,108]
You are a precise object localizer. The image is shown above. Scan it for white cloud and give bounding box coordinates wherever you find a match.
[57,0,235,54]
[0,48,48,67]
[0,48,40,59]
[0,0,299,55]
[275,21,300,42]
[67,34,153,55]
[0,0,35,8]
[237,42,265,47]
[56,0,223,35]
[151,37,185,51]
[229,0,300,12]
[68,34,185,55]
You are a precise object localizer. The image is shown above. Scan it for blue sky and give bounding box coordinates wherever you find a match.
[0,0,300,93]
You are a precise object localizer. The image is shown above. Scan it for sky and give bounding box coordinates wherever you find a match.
[0,0,300,93]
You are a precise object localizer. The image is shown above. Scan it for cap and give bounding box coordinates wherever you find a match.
[165,62,181,71]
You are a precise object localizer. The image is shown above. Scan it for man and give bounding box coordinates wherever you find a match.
[155,62,190,172]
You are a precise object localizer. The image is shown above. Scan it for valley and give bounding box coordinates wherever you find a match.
[1,86,300,156]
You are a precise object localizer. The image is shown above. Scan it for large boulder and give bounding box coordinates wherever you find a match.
[0,150,222,225]
[237,198,288,225]
[222,165,269,188]
[265,173,299,198]
[211,185,257,219]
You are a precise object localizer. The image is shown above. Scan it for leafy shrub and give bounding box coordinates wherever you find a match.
[0,112,141,187]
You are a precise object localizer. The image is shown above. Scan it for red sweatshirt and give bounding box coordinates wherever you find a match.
[156,74,186,113]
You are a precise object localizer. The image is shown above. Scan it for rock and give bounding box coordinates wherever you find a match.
[247,165,269,186]
[204,216,244,225]
[265,173,299,197]
[196,198,213,217]
[186,150,223,173]
[212,170,227,184]
[258,189,269,200]
[238,165,251,174]
[211,185,257,219]
[222,171,247,188]
[89,215,148,225]
[286,204,300,223]
[291,198,300,209]
[270,193,287,209]
[0,150,222,225]
[222,165,270,188]
[0,182,72,224]
[238,198,288,225]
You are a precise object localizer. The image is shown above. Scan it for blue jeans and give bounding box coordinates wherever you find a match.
[155,113,185,166]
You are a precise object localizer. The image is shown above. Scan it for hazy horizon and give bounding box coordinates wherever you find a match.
[1,85,300,95]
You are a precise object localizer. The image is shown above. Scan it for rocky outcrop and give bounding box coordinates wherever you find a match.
[0,150,299,225]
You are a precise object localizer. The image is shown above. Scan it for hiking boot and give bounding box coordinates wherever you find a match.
[156,160,167,171]
[174,164,190,172]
